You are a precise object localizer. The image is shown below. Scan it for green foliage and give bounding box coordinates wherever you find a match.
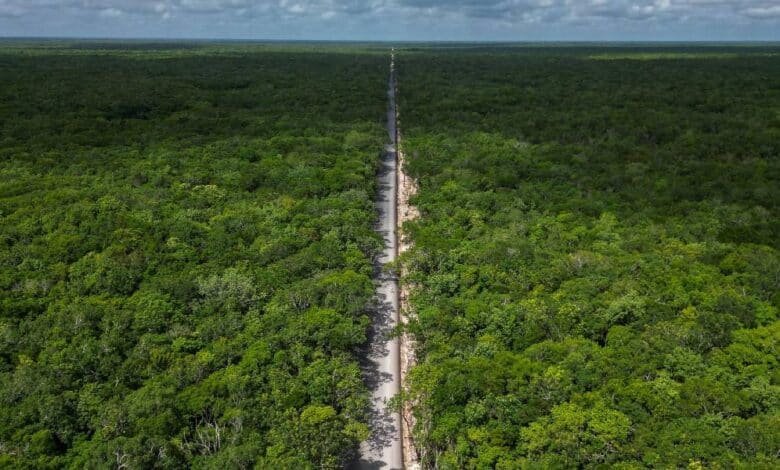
[0,43,389,467]
[398,46,780,468]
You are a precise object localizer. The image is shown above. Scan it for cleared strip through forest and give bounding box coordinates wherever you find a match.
[354,50,403,469]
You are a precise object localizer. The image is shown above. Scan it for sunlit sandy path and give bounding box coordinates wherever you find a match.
[353,50,403,470]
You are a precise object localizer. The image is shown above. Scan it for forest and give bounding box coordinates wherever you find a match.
[0,42,389,468]
[397,45,780,468]
[0,40,778,469]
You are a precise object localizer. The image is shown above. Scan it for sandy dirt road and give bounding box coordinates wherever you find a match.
[354,51,403,469]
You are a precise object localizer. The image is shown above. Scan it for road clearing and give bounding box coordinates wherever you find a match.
[354,50,403,470]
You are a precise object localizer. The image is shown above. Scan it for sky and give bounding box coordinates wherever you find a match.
[0,1,779,41]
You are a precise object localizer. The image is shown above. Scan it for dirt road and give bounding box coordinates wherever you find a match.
[354,51,403,469]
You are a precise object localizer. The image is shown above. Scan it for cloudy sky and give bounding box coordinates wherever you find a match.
[1,0,779,41]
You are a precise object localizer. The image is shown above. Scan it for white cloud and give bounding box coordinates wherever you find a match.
[0,4,24,17]
[743,5,780,18]
[0,0,777,37]
[98,7,122,17]
[393,0,780,23]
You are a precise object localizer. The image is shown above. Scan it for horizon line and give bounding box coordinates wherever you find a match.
[1,36,780,45]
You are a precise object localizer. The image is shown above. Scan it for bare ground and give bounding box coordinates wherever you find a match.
[395,57,422,470]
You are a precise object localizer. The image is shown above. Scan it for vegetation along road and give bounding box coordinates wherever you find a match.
[0,43,390,469]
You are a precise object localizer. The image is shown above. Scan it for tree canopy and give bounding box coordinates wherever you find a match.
[398,45,780,468]
[0,42,388,468]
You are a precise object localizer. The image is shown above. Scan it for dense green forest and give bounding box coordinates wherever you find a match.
[0,42,389,468]
[397,46,780,468]
[1,41,779,469]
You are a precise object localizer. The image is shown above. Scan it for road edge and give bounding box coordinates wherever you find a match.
[394,50,422,470]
